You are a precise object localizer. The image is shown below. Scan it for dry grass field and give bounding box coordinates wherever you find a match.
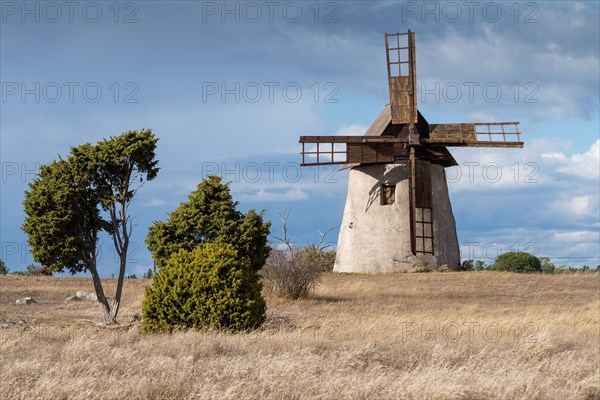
[1,272,599,400]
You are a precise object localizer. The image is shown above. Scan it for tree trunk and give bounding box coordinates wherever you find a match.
[88,261,113,324]
[109,246,128,324]
[100,300,113,324]
[110,196,129,324]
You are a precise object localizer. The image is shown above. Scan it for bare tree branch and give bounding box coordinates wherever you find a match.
[315,226,337,251]
[272,209,295,252]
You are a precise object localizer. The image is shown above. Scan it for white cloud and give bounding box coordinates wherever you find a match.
[541,152,567,162]
[334,124,369,136]
[143,198,168,207]
[552,230,599,243]
[542,139,600,180]
[448,138,600,194]
[548,195,595,217]
[236,187,309,202]
[463,112,500,122]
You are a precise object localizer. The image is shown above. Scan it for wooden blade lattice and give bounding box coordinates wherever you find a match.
[386,31,417,125]
[424,122,523,148]
[299,136,409,166]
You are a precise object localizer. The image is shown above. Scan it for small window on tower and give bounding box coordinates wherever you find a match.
[381,184,395,205]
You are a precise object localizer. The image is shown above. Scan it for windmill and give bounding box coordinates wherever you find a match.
[299,30,523,273]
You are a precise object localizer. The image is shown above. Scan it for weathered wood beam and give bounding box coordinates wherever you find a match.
[300,161,347,166]
[423,140,524,148]
[475,122,520,126]
[300,136,409,144]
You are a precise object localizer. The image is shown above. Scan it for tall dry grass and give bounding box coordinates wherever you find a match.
[1,272,599,399]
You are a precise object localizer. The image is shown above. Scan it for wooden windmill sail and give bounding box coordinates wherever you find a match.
[299,30,523,266]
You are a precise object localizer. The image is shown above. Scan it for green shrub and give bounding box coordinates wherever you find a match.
[457,259,474,271]
[492,252,541,273]
[475,260,487,271]
[141,243,266,333]
[410,261,434,273]
[300,246,336,272]
[539,257,556,274]
[555,265,577,274]
[0,259,8,275]
[438,264,449,272]
[410,264,425,273]
[146,176,270,273]
[143,268,154,279]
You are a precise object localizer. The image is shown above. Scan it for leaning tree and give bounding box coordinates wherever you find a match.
[23,129,159,324]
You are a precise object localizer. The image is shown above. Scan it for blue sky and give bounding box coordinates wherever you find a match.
[1,1,599,276]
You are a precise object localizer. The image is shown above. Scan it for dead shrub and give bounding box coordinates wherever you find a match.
[261,247,322,299]
[260,210,337,299]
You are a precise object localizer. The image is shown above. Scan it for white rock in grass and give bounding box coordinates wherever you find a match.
[16,297,36,305]
[75,291,97,301]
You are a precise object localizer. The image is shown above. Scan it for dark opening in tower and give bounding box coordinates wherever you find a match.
[381,184,395,205]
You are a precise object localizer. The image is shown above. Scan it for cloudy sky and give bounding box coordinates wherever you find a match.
[1,1,598,276]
